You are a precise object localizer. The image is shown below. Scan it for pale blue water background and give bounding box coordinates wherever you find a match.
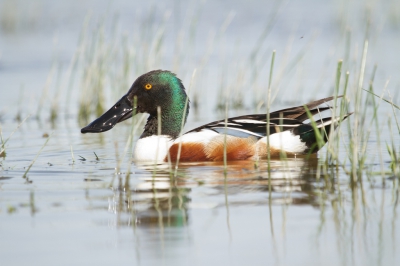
[1,0,400,265]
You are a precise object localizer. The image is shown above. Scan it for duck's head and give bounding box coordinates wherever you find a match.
[81,70,189,137]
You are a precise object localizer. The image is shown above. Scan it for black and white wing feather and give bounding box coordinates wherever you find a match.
[185,96,340,139]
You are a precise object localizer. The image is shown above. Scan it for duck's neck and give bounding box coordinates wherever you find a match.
[140,100,189,139]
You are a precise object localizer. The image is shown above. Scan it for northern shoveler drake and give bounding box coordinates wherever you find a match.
[81,70,351,162]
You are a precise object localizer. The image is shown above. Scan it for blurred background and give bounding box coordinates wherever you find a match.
[1,0,399,122]
[1,0,400,265]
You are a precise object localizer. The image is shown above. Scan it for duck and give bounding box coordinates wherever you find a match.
[81,70,351,162]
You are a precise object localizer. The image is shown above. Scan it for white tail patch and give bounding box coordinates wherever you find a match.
[259,131,307,154]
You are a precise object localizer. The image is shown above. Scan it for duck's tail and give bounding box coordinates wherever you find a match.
[293,112,352,153]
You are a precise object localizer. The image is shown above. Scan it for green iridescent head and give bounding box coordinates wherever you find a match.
[81,70,190,138]
[128,70,187,115]
[128,70,189,138]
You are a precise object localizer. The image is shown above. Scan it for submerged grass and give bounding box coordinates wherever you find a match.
[1,115,30,157]
[70,145,75,163]
[22,132,52,180]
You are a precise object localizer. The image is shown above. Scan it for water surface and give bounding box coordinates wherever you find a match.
[1,0,400,265]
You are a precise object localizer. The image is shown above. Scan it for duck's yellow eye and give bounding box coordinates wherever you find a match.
[144,83,152,90]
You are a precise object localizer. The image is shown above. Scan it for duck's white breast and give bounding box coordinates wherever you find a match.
[133,130,219,163]
[133,135,172,162]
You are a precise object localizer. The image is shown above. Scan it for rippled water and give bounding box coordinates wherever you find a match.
[1,0,400,265]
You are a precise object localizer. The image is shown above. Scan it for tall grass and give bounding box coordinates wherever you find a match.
[173,69,196,177]
[2,5,400,261]
[0,115,30,157]
[22,132,52,180]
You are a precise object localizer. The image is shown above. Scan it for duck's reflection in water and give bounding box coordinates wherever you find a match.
[105,156,328,228]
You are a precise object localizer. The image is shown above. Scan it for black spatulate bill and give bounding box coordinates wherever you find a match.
[81,95,134,133]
